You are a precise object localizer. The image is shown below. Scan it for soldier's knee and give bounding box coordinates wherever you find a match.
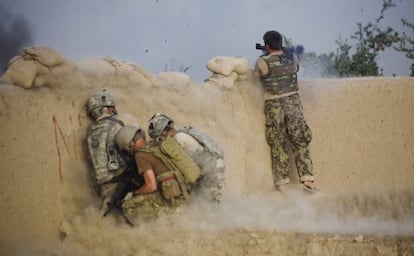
[288,121,312,146]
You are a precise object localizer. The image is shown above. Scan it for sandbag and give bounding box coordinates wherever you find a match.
[204,72,238,90]
[0,56,37,88]
[21,46,65,67]
[33,74,56,88]
[50,61,77,76]
[206,56,249,76]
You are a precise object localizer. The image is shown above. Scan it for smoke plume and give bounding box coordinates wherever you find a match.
[0,4,33,72]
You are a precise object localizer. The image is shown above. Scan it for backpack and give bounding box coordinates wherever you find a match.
[177,126,224,158]
[150,136,201,184]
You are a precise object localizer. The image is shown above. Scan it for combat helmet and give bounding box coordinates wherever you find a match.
[115,125,143,152]
[87,89,116,119]
[148,113,174,138]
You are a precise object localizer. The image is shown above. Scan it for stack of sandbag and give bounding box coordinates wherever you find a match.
[204,56,249,89]
[0,46,76,88]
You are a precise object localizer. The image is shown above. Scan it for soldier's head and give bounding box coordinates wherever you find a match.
[263,30,282,51]
[115,125,146,154]
[148,113,176,139]
[87,89,117,120]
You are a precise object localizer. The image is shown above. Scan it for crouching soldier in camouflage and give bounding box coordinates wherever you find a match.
[149,113,225,203]
[115,124,201,225]
[86,90,143,219]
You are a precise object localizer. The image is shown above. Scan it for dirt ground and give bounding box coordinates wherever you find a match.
[0,52,413,255]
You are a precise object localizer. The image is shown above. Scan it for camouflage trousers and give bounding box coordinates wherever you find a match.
[122,191,184,225]
[264,94,314,187]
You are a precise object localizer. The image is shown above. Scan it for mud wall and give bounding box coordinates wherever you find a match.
[0,72,413,254]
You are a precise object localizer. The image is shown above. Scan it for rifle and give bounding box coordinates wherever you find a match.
[102,156,144,226]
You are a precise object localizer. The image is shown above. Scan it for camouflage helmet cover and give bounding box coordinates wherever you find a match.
[87,89,116,115]
[148,113,174,138]
[115,125,141,152]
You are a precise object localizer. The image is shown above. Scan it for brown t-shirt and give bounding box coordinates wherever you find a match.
[134,151,169,177]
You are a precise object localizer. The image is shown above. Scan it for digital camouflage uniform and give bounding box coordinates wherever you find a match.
[87,117,126,187]
[258,51,315,187]
[175,126,225,203]
[86,90,127,202]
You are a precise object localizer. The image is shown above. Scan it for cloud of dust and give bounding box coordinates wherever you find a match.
[60,180,414,255]
[163,183,414,236]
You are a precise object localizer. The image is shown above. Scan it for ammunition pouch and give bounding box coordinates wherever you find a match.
[106,143,120,171]
[157,171,188,207]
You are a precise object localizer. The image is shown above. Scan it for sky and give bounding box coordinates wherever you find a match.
[1,0,413,82]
